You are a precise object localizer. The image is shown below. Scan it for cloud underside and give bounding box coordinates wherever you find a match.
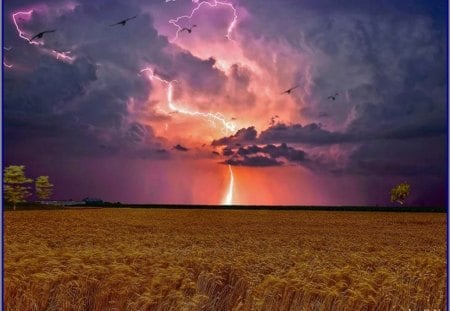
[213,122,445,175]
[221,143,307,167]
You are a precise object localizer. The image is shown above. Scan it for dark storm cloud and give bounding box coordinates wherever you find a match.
[214,119,446,147]
[213,119,445,176]
[259,123,348,145]
[163,55,227,95]
[211,126,257,146]
[223,143,308,167]
[225,156,282,167]
[344,137,445,176]
[222,147,233,156]
[239,0,446,151]
[4,0,228,161]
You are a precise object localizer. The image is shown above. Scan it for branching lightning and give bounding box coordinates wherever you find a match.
[12,9,76,64]
[12,11,41,45]
[140,67,236,133]
[168,0,238,42]
[222,164,234,205]
[52,50,74,62]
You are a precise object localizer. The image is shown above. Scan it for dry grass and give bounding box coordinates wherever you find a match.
[4,208,447,310]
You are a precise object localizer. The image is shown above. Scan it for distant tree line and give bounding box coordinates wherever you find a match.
[3,165,54,210]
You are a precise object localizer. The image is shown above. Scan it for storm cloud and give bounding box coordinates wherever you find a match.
[3,0,446,205]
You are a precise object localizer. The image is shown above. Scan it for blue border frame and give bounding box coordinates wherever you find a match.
[0,1,449,310]
[2,0,5,308]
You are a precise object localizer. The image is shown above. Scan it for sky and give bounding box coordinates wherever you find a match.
[3,0,447,206]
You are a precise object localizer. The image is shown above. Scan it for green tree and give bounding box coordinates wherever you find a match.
[3,165,32,210]
[35,176,54,200]
[390,182,411,205]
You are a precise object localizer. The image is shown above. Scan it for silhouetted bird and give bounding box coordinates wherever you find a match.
[328,92,339,101]
[110,15,137,27]
[173,144,189,152]
[270,115,280,126]
[181,25,197,33]
[29,30,56,42]
[281,85,300,95]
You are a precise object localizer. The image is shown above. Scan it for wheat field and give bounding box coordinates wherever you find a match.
[4,208,447,310]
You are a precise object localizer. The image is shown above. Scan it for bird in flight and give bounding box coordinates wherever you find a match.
[110,15,137,27]
[281,85,300,95]
[173,144,189,152]
[328,92,339,101]
[270,115,280,126]
[29,30,56,42]
[181,25,197,34]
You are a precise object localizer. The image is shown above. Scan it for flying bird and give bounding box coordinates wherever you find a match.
[180,25,197,34]
[173,144,189,152]
[110,15,137,27]
[281,85,300,95]
[29,30,56,42]
[328,92,339,101]
[270,115,280,126]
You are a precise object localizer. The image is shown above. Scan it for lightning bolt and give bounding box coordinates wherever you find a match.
[52,50,74,62]
[168,0,238,42]
[140,67,236,134]
[12,11,41,45]
[222,164,234,205]
[3,47,13,68]
[12,9,76,64]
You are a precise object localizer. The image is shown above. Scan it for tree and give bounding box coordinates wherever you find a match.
[3,165,32,210]
[390,182,410,205]
[35,176,54,200]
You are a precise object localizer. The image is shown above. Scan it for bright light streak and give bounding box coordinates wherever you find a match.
[140,67,236,133]
[12,9,76,64]
[4,47,13,68]
[12,11,41,45]
[222,164,234,205]
[168,0,238,42]
[52,50,75,62]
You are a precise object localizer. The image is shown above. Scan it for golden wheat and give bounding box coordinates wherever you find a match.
[4,209,447,310]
